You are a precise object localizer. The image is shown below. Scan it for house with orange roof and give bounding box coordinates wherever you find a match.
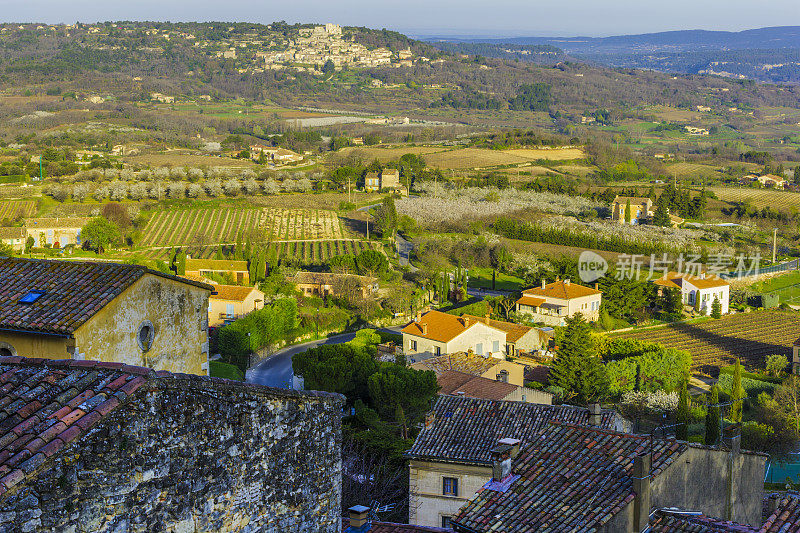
[652,271,730,315]
[208,284,265,326]
[462,314,548,356]
[515,279,602,326]
[401,310,508,362]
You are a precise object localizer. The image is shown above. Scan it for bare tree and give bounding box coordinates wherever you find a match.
[341,438,408,523]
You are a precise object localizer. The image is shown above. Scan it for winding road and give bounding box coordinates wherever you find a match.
[245,327,403,389]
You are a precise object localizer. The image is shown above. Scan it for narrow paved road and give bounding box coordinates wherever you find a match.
[245,327,402,389]
[396,233,417,272]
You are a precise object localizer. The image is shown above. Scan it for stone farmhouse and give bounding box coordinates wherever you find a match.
[515,279,602,326]
[406,395,627,528]
[249,144,303,165]
[365,168,402,193]
[450,423,766,532]
[208,284,265,327]
[185,257,250,285]
[611,196,684,227]
[409,351,527,388]
[0,356,343,532]
[436,370,553,405]
[402,311,509,361]
[0,227,26,253]
[24,217,89,248]
[292,271,378,300]
[653,271,730,315]
[0,258,212,375]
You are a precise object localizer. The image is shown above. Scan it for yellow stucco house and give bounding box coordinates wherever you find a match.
[208,284,265,327]
[402,310,509,362]
[0,257,212,375]
[24,217,90,248]
[185,257,250,285]
[515,279,602,326]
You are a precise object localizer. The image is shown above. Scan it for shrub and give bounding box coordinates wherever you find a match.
[620,390,678,415]
[601,338,691,395]
[716,373,776,398]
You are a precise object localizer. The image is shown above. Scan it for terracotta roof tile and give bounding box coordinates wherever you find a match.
[211,284,261,302]
[522,280,601,300]
[407,396,620,465]
[451,422,688,532]
[410,352,500,377]
[463,315,534,343]
[0,257,210,334]
[652,271,729,290]
[437,370,522,401]
[649,508,756,532]
[402,310,504,344]
[761,494,800,532]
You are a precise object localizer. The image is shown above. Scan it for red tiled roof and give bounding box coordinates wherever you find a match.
[464,314,533,343]
[402,310,504,344]
[0,356,152,500]
[516,295,546,308]
[437,370,520,401]
[649,509,756,532]
[211,284,260,302]
[761,494,800,532]
[522,280,601,300]
[342,519,450,532]
[451,422,688,532]
[0,257,211,335]
[407,395,619,465]
[652,271,729,290]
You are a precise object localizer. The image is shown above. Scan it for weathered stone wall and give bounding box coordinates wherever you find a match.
[0,375,344,533]
[75,274,210,375]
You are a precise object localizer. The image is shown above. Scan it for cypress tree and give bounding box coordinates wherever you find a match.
[705,385,721,445]
[711,296,722,319]
[624,199,632,224]
[652,200,671,227]
[729,359,744,423]
[550,314,607,403]
[676,379,689,440]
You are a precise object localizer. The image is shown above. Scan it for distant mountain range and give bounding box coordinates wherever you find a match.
[423,27,800,83]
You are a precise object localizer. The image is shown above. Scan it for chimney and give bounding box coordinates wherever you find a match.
[541,279,546,289]
[767,494,780,517]
[564,279,570,286]
[594,282,599,290]
[723,423,741,520]
[424,411,435,428]
[587,403,603,426]
[490,442,514,482]
[498,437,521,459]
[701,272,707,280]
[421,323,428,335]
[347,505,370,530]
[632,453,651,532]
[462,316,470,327]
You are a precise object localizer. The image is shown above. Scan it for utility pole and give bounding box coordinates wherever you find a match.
[348,177,351,204]
[773,228,777,264]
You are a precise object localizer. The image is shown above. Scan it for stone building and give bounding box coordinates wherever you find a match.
[406,395,627,528]
[0,228,26,253]
[208,284,265,327]
[23,218,89,248]
[450,423,766,532]
[0,258,212,375]
[185,257,250,285]
[0,355,344,532]
[515,279,602,326]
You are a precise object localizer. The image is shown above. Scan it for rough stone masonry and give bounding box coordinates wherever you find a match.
[0,357,344,532]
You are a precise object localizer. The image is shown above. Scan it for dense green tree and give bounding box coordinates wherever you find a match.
[706,385,721,445]
[367,364,438,439]
[293,344,379,404]
[676,379,689,440]
[321,59,335,76]
[550,314,608,404]
[599,276,647,321]
[662,287,683,319]
[81,216,122,253]
[329,253,357,274]
[374,196,398,239]
[729,359,744,423]
[355,249,388,278]
[651,199,672,227]
[711,296,722,319]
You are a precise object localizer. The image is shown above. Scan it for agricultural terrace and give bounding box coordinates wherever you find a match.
[706,186,800,211]
[141,207,344,247]
[139,239,378,263]
[0,200,36,221]
[612,310,800,372]
[336,146,585,170]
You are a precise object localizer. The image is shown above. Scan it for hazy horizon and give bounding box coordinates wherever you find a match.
[0,0,797,39]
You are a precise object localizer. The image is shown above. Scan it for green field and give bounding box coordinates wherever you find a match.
[750,271,800,303]
[468,267,526,291]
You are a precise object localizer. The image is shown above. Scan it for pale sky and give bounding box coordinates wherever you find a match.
[0,0,798,37]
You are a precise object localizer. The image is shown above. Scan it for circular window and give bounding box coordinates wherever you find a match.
[0,343,15,358]
[137,320,155,352]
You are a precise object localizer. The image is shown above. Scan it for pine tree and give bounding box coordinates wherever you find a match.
[705,385,721,445]
[624,199,632,224]
[676,379,689,440]
[652,199,671,227]
[550,315,607,404]
[711,296,722,319]
[729,359,744,423]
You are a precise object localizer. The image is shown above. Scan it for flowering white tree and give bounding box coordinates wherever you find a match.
[108,181,128,201]
[186,183,204,198]
[129,182,148,200]
[72,183,90,202]
[187,167,204,181]
[166,182,186,199]
[205,179,223,197]
[223,178,242,196]
[263,179,280,195]
[148,182,165,200]
[297,178,313,192]
[243,178,260,194]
